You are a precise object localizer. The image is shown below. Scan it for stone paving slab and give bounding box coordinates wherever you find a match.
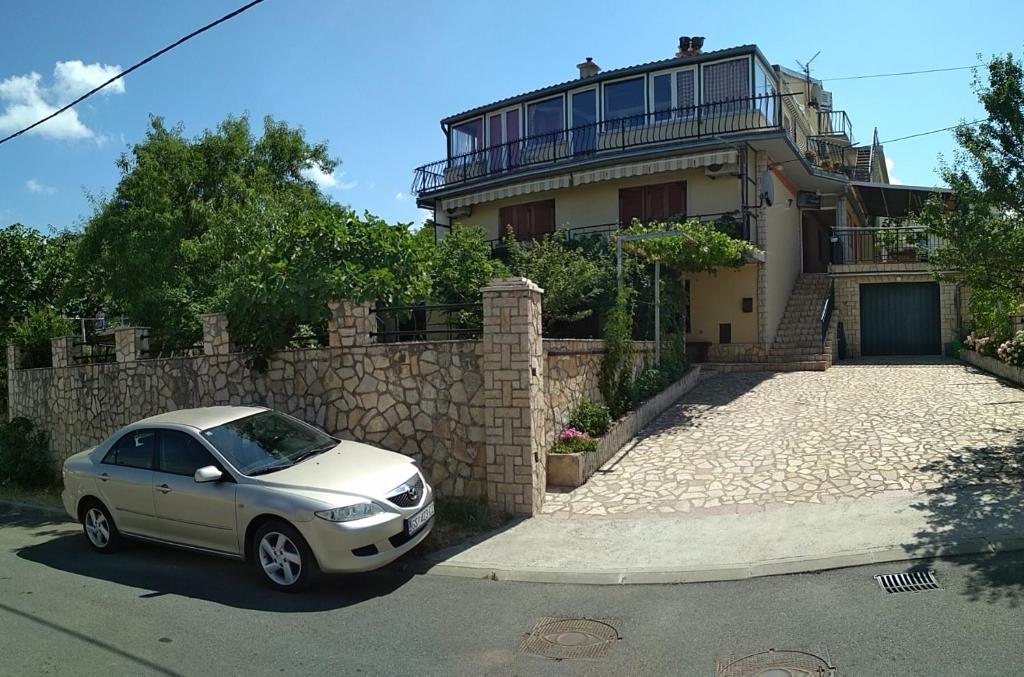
[542,357,1024,518]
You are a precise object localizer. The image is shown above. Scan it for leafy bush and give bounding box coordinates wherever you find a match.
[0,417,56,489]
[550,428,597,454]
[997,331,1024,367]
[430,223,507,327]
[599,287,636,419]
[504,230,611,332]
[11,308,76,368]
[566,397,611,437]
[632,367,668,402]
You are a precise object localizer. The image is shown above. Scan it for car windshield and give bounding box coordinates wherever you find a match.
[201,411,338,476]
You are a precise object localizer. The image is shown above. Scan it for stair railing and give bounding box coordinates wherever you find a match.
[820,279,835,353]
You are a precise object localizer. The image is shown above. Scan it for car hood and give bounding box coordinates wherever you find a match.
[254,440,419,503]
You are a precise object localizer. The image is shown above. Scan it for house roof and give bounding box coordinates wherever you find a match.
[440,44,765,127]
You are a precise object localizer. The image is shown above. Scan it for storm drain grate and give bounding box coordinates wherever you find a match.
[519,617,619,660]
[874,570,939,594]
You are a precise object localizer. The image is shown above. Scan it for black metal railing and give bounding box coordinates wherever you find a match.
[139,332,203,359]
[817,110,854,144]
[372,302,483,343]
[806,137,853,176]
[413,93,793,194]
[73,340,116,365]
[820,279,834,353]
[831,227,939,265]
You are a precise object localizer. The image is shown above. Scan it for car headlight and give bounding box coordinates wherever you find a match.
[314,502,384,522]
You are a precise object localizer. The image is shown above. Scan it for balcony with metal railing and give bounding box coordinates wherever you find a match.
[816,109,854,145]
[831,226,940,271]
[413,93,853,196]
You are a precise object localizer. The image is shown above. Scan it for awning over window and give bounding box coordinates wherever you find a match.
[850,181,952,218]
[440,150,737,210]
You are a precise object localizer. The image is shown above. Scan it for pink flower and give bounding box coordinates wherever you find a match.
[559,427,591,442]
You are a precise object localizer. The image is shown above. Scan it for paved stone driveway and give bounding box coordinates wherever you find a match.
[542,358,1024,517]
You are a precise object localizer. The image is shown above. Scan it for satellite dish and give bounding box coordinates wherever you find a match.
[760,169,775,207]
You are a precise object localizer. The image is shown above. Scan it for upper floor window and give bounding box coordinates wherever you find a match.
[754,62,777,123]
[527,97,564,140]
[603,77,645,127]
[451,118,483,157]
[703,58,750,110]
[652,69,696,121]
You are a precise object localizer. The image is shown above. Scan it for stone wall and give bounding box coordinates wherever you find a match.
[8,280,664,515]
[10,339,487,499]
[962,349,1024,387]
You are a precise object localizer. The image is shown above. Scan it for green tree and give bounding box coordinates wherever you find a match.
[504,230,611,333]
[918,54,1024,317]
[431,224,506,305]
[75,114,336,337]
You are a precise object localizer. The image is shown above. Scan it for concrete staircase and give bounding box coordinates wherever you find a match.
[768,273,834,370]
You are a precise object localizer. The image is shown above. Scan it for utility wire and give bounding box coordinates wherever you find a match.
[0,0,267,147]
[820,64,978,82]
[877,119,985,144]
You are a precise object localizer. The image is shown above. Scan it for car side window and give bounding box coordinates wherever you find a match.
[158,430,217,477]
[104,430,157,470]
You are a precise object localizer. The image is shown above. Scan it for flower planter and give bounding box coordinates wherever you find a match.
[546,366,703,488]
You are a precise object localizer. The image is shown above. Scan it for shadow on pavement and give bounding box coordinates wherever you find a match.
[9,508,418,612]
[903,429,1024,607]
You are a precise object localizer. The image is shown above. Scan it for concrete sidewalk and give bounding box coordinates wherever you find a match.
[423,489,1024,584]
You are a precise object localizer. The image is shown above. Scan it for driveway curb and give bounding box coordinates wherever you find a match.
[0,498,68,518]
[419,536,1024,585]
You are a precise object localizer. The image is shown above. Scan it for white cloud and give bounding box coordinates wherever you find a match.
[301,164,356,191]
[25,178,56,194]
[885,157,904,185]
[395,192,408,201]
[0,60,124,141]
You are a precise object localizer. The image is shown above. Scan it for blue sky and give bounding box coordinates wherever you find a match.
[1,0,1020,233]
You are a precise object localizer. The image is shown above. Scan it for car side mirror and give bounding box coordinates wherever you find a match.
[194,465,223,483]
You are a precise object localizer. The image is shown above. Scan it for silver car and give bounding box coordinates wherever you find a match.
[61,406,435,591]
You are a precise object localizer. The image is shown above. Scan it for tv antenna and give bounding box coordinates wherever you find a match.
[795,51,821,85]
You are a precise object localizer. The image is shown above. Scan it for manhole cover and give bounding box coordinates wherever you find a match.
[715,649,835,677]
[874,570,939,594]
[519,617,618,660]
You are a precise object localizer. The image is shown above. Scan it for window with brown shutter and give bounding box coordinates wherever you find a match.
[498,199,555,241]
[618,181,686,226]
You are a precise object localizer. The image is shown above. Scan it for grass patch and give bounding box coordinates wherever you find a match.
[0,482,64,512]
[419,496,508,554]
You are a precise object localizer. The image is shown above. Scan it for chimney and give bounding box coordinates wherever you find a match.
[577,57,600,79]
[676,35,705,57]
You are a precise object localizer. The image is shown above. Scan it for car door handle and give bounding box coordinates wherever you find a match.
[98,472,109,482]
[157,484,172,494]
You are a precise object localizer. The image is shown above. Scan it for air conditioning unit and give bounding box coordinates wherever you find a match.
[704,163,739,178]
[444,204,472,218]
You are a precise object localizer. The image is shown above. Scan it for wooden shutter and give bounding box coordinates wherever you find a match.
[499,200,555,241]
[619,187,645,225]
[667,181,686,219]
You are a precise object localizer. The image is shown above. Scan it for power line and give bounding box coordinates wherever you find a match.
[878,119,985,144]
[820,64,978,82]
[0,0,267,147]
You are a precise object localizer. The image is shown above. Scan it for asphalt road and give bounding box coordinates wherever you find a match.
[1,506,1022,677]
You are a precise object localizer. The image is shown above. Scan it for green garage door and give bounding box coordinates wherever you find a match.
[860,282,941,356]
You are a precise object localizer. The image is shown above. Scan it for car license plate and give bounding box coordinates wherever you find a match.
[407,501,434,536]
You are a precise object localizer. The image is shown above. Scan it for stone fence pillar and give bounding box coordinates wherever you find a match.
[328,300,375,347]
[201,313,232,356]
[6,344,20,371]
[481,277,546,516]
[51,336,76,368]
[114,327,149,363]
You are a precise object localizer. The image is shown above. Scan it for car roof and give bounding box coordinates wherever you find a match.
[136,406,268,431]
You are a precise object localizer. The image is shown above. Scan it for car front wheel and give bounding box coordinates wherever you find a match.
[81,501,122,553]
[253,520,319,592]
